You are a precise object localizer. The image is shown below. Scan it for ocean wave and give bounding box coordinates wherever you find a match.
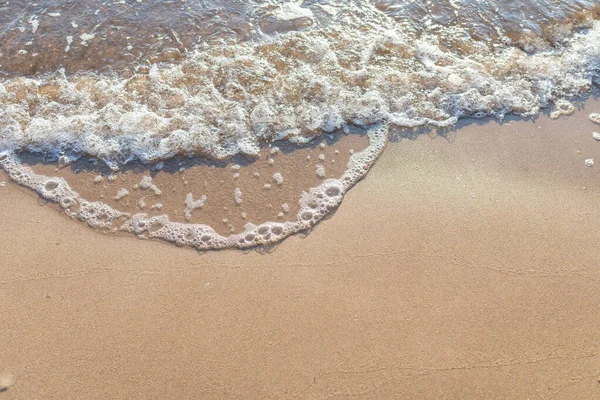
[0,2,599,168]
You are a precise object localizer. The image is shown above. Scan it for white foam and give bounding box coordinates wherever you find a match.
[80,33,96,46]
[593,132,600,141]
[28,16,39,34]
[0,124,387,250]
[272,172,284,185]
[234,188,242,205]
[550,100,575,119]
[139,176,161,195]
[585,158,594,167]
[590,113,600,125]
[65,36,73,52]
[114,188,129,200]
[1,18,599,167]
[184,192,207,221]
[316,165,325,178]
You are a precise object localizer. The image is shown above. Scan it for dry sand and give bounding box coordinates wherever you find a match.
[1,100,600,399]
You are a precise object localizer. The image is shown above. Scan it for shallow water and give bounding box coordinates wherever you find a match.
[1,1,599,166]
[1,1,598,78]
[3,0,600,74]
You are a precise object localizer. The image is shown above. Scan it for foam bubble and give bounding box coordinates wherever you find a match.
[550,100,575,119]
[590,113,600,125]
[272,172,284,185]
[114,188,129,200]
[234,188,243,205]
[184,193,207,221]
[316,165,326,178]
[139,176,161,195]
[585,158,594,167]
[77,200,129,230]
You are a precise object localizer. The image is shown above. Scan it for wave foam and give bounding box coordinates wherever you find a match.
[0,124,387,250]
[0,15,599,167]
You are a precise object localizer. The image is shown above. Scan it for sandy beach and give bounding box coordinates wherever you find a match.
[1,99,600,399]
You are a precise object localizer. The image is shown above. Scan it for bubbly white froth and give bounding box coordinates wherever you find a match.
[0,124,387,250]
[0,13,599,167]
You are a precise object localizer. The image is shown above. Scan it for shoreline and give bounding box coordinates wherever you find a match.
[1,99,600,398]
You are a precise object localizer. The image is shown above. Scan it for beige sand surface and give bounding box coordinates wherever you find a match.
[1,100,600,399]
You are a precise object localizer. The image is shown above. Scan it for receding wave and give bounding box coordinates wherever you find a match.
[0,1,599,168]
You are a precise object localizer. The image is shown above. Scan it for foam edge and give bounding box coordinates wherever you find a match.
[0,123,387,250]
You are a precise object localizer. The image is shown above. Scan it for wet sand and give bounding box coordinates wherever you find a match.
[1,100,600,399]
[22,131,367,236]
